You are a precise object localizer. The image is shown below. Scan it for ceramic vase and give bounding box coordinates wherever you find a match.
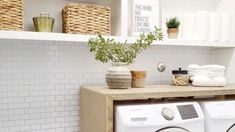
[106,63,132,89]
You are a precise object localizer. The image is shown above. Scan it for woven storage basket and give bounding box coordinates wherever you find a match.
[62,3,110,35]
[0,0,24,30]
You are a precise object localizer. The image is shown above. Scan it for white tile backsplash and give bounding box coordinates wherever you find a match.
[0,40,212,132]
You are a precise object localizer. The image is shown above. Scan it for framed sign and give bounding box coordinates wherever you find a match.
[129,0,162,36]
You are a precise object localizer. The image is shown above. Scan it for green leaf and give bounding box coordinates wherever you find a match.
[166,17,180,29]
[88,28,164,64]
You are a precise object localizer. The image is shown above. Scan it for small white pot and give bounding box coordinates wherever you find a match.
[167,28,179,39]
[106,63,132,89]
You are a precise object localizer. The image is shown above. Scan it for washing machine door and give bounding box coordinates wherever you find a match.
[227,124,235,132]
[156,126,190,132]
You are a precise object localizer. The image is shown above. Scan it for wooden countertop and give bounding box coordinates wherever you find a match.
[80,84,235,100]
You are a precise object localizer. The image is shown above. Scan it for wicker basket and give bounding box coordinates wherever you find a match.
[0,0,24,31]
[62,3,110,35]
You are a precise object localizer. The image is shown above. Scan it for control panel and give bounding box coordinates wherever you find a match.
[177,104,199,120]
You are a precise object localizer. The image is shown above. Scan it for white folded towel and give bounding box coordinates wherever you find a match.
[189,71,225,79]
[188,70,211,76]
[187,64,226,72]
[187,64,206,70]
[203,65,226,72]
[192,75,226,87]
[187,64,226,87]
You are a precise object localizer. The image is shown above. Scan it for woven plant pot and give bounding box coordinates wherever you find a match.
[167,28,179,39]
[106,63,132,89]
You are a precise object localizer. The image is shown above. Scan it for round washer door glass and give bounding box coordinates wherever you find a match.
[227,124,235,132]
[156,127,190,132]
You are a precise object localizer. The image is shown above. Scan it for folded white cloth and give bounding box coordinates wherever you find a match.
[189,71,225,79]
[187,64,207,70]
[192,75,226,87]
[187,64,226,87]
[203,65,226,72]
[189,70,211,76]
[187,64,226,72]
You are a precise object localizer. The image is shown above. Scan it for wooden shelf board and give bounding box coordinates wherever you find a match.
[81,84,235,100]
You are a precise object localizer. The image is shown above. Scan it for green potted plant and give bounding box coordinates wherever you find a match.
[166,17,180,39]
[88,27,163,89]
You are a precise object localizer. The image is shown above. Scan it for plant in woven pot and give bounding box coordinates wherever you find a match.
[166,17,180,39]
[88,27,163,89]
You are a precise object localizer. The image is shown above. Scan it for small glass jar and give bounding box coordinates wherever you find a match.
[171,68,189,86]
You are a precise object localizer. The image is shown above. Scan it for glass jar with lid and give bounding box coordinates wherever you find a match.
[171,68,189,86]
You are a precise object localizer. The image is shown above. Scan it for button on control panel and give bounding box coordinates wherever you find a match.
[161,107,174,120]
[177,104,198,120]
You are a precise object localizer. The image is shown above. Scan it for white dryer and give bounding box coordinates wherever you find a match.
[200,101,235,132]
[115,102,204,132]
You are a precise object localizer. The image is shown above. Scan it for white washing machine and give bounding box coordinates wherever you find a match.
[200,101,235,132]
[115,102,204,132]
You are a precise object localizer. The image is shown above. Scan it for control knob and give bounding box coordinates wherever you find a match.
[161,107,174,120]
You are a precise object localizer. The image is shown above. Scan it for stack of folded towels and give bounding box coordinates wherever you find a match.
[187,64,226,87]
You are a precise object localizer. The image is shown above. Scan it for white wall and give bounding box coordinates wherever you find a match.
[0,39,212,132]
[216,0,235,41]
[160,0,220,38]
[216,0,235,12]
[213,0,235,83]
[161,0,219,17]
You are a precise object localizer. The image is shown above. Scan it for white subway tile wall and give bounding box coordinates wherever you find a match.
[0,40,212,132]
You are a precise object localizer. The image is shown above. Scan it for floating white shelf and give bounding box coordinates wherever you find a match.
[0,31,235,48]
[157,39,235,48]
